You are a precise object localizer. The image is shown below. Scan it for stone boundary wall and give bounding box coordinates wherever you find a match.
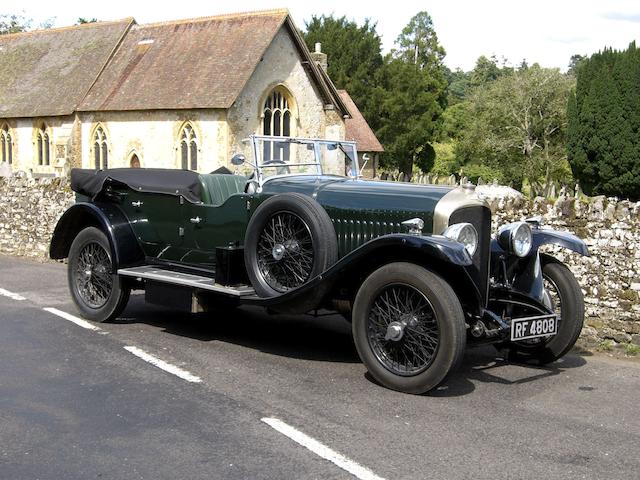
[0,176,638,353]
[0,176,74,258]
[487,192,640,353]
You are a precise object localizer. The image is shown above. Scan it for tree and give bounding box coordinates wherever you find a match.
[376,12,448,177]
[567,43,640,200]
[1,13,54,34]
[456,65,575,189]
[77,18,98,24]
[0,13,31,34]
[393,12,445,70]
[375,58,443,175]
[567,54,585,76]
[444,67,470,105]
[303,15,383,130]
[469,55,509,88]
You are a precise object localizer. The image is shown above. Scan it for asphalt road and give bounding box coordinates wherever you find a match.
[1,254,639,480]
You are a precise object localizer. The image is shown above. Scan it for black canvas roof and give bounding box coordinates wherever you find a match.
[70,168,203,203]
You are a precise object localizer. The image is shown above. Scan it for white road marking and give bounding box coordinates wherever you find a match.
[124,346,202,383]
[261,417,386,480]
[43,307,102,331]
[0,287,26,301]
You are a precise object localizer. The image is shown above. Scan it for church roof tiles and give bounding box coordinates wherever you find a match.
[0,19,133,118]
[0,10,349,118]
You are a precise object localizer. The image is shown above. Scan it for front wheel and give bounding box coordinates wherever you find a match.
[507,260,584,364]
[352,263,466,394]
[68,227,130,322]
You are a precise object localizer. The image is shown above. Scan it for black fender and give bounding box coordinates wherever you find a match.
[531,229,589,256]
[50,202,144,268]
[489,227,588,306]
[241,234,483,315]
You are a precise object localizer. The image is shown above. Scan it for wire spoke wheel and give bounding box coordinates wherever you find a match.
[506,259,584,365]
[256,211,315,293]
[367,283,440,376]
[74,241,113,309]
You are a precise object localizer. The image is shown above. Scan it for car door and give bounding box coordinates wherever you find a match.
[180,194,251,268]
[121,190,190,261]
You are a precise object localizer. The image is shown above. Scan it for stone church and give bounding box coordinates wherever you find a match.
[0,9,382,177]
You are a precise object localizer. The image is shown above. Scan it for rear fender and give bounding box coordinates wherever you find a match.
[49,202,143,268]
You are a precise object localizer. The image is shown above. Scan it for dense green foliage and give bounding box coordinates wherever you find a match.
[456,64,574,189]
[304,15,585,190]
[376,12,447,175]
[567,43,640,200]
[303,15,384,131]
[303,12,447,177]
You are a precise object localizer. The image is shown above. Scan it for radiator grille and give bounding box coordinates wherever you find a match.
[332,217,403,255]
[448,206,491,305]
[328,208,429,257]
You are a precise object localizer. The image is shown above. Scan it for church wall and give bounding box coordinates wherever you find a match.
[227,27,345,173]
[4,115,76,176]
[78,110,229,172]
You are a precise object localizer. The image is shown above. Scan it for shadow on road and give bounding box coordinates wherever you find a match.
[425,347,588,397]
[114,296,588,394]
[114,297,360,363]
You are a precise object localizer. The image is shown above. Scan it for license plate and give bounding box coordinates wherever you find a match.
[510,314,558,341]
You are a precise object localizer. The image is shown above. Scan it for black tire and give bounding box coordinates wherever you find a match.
[352,262,466,394]
[508,260,584,364]
[67,227,130,322]
[244,193,338,302]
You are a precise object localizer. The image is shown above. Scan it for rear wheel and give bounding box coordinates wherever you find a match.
[68,227,130,322]
[507,260,584,364]
[352,263,466,394]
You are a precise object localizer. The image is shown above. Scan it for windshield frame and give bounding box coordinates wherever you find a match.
[248,135,360,185]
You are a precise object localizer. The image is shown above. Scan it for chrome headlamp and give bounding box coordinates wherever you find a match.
[498,221,532,257]
[443,222,478,256]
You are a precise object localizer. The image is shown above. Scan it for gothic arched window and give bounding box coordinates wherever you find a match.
[1,125,12,165]
[262,89,293,161]
[37,124,51,166]
[180,124,198,170]
[93,126,109,169]
[130,153,141,168]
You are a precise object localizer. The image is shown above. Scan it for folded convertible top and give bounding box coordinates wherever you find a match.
[70,168,203,203]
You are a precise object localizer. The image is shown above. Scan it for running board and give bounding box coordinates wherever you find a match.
[117,265,255,297]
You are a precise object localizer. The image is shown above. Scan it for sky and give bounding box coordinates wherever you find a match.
[5,0,640,71]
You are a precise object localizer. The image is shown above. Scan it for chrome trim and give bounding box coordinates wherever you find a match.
[442,222,478,256]
[432,184,490,234]
[401,217,424,235]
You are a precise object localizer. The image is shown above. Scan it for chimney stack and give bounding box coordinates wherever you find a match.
[310,42,328,72]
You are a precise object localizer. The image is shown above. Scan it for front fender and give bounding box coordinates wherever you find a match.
[489,227,588,306]
[50,202,143,268]
[242,234,481,314]
[532,229,589,256]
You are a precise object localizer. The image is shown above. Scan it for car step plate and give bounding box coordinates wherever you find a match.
[118,265,255,297]
[510,313,558,341]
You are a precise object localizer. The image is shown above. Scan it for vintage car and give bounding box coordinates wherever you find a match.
[50,135,588,394]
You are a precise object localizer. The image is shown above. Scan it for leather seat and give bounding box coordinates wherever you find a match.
[198,174,247,206]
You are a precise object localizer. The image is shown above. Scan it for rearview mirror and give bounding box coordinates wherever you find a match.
[230,153,245,166]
